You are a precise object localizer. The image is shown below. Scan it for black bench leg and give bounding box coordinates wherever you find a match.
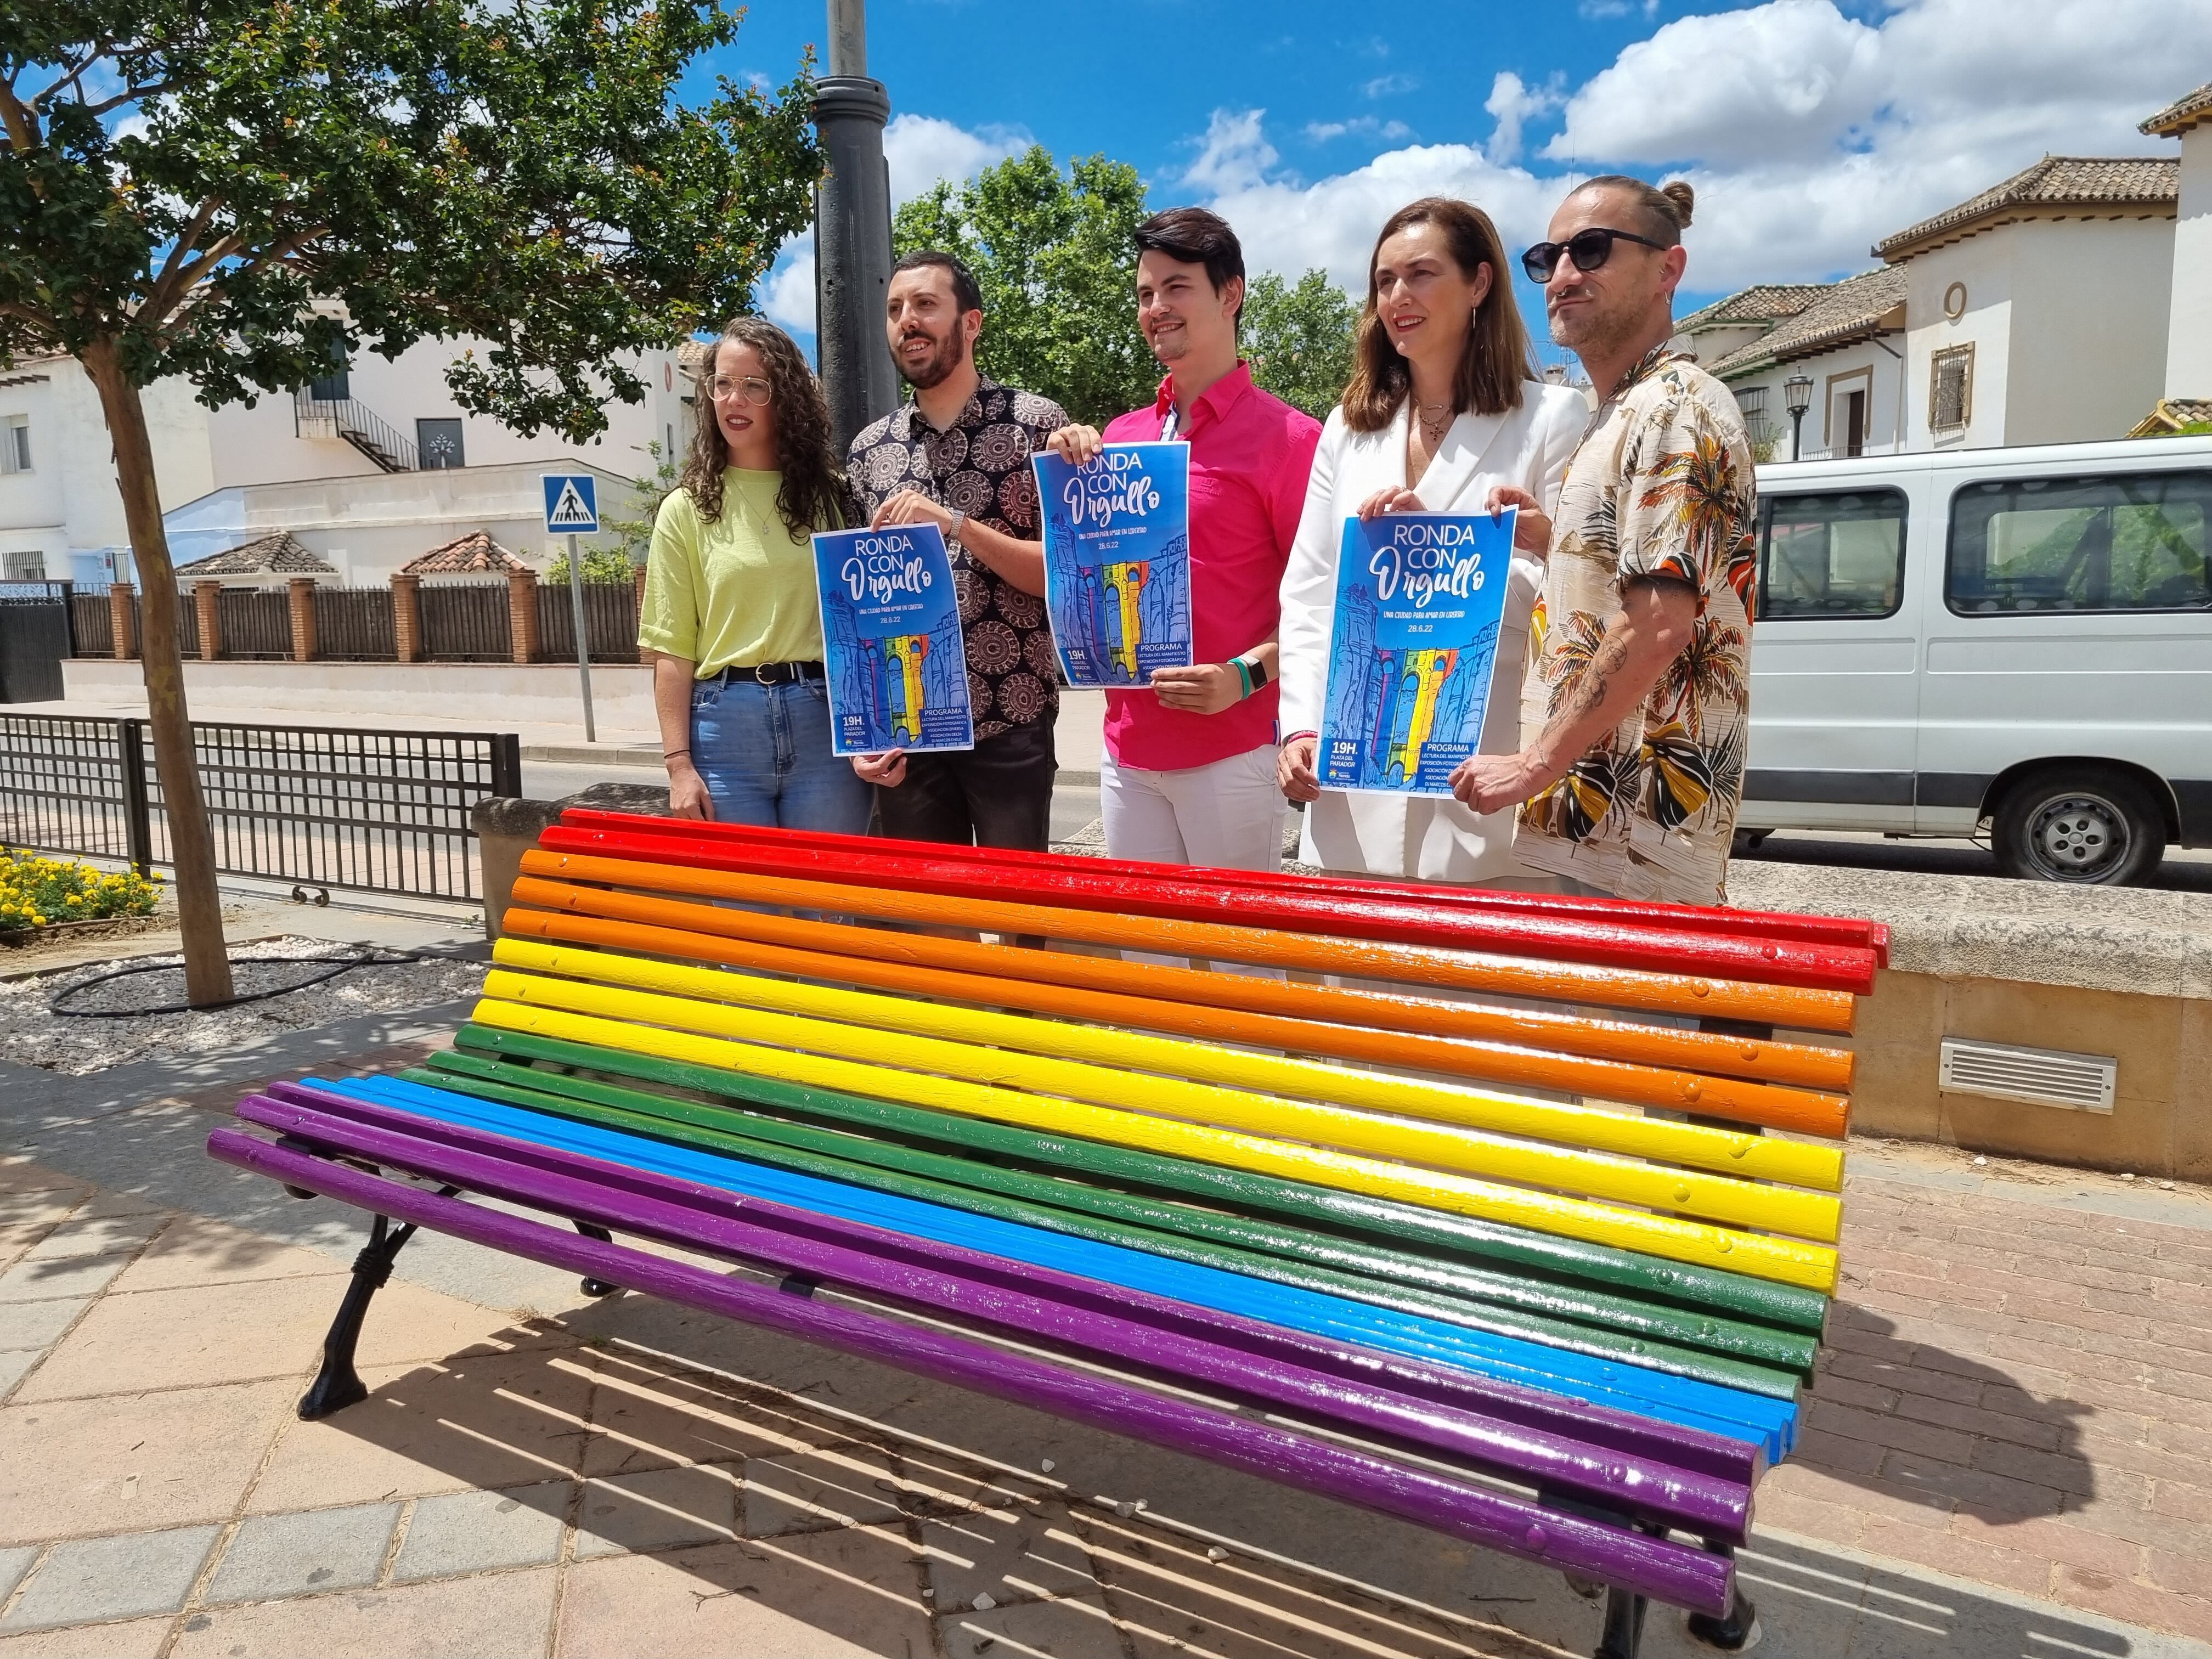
[300,1213,418,1420]
[1594,1584,1647,1659]
[574,1222,620,1299]
[1686,1555,1759,1652]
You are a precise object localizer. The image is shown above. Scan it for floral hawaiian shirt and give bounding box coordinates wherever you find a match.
[845,376,1069,741]
[1514,346,1758,906]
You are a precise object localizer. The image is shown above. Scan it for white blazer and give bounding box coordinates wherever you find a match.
[1277,382,1586,883]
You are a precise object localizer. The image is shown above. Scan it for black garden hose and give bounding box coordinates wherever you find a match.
[47,947,459,1019]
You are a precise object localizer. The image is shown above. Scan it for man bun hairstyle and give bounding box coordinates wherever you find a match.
[893,249,983,317]
[1132,207,1246,325]
[1579,174,1695,246]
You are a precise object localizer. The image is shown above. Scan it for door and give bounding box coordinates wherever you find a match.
[1742,483,1918,830]
[1843,391,1867,458]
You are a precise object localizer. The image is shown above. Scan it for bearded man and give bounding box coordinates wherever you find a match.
[844,251,1069,850]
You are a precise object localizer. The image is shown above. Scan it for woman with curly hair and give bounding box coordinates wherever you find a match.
[638,316,868,831]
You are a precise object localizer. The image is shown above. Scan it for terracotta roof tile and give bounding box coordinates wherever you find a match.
[2142,83,2212,138]
[676,339,713,380]
[2128,397,2212,436]
[175,532,336,578]
[1677,284,1832,334]
[399,530,529,576]
[1876,156,2178,261]
[1707,267,1908,378]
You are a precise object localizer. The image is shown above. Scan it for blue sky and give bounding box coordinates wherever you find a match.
[704,0,2203,372]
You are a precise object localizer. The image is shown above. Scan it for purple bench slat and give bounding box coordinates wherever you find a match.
[206,1126,1736,1614]
[238,1087,1750,1540]
[261,1079,1762,1489]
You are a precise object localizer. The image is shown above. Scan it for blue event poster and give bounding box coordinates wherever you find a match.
[1319,510,1516,795]
[811,523,974,757]
[1031,443,1193,689]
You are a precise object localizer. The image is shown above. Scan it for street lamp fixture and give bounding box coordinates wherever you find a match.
[1784,373,1814,461]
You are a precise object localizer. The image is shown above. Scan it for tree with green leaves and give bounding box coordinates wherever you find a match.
[895,148,1356,427]
[2,0,818,1003]
[894,148,1154,427]
[596,438,683,571]
[1243,270,1359,420]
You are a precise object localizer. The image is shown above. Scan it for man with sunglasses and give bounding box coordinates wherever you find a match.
[1460,176,1759,907]
[844,250,1069,851]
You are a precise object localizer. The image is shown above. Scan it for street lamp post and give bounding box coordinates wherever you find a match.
[813,0,899,457]
[1784,373,1814,461]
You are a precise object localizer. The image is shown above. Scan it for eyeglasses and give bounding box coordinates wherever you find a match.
[1519,227,1670,283]
[708,375,773,405]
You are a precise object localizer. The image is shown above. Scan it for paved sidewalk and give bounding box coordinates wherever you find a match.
[2,1014,2209,1656]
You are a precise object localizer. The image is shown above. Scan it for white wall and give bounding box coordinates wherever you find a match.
[0,357,217,584]
[163,459,647,586]
[1724,338,1906,461]
[206,337,690,492]
[2002,217,2174,444]
[1902,233,2016,451]
[2168,125,2212,398]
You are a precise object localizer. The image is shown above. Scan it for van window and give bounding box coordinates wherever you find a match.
[1948,470,2212,614]
[1757,489,1908,619]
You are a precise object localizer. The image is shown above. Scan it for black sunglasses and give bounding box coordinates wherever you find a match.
[1520,226,1670,283]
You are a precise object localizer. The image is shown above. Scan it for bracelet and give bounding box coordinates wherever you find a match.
[663,749,691,761]
[1230,658,1253,699]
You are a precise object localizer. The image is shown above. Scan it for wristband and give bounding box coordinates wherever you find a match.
[663,748,691,761]
[1282,730,1318,746]
[1231,658,1253,699]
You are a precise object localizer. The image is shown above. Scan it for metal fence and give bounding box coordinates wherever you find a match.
[419,584,512,661]
[70,593,111,656]
[216,589,290,658]
[314,588,397,659]
[0,713,521,902]
[0,582,75,702]
[537,580,644,663]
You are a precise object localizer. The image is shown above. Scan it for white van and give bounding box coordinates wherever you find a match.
[1739,436,2212,884]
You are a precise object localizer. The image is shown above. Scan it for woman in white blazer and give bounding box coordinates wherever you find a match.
[1277,197,1585,885]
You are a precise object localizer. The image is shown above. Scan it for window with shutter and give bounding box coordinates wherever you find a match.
[1930,345,1974,433]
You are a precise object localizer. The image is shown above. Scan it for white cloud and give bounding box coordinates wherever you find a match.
[882,112,1028,207]
[1577,0,1660,18]
[1305,116,1415,145]
[1182,109,1280,196]
[1363,73,1420,99]
[1483,71,1564,165]
[760,244,819,335]
[1186,0,2209,301]
[757,113,1029,340]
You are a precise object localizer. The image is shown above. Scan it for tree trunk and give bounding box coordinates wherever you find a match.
[81,336,235,1007]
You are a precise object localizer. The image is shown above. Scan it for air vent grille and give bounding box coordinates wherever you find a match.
[1938,1037,2116,1113]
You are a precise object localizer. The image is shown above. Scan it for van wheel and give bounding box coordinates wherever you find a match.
[1732,828,1772,856]
[1991,769,2165,885]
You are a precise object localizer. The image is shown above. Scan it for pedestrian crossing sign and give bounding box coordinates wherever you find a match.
[541,473,600,535]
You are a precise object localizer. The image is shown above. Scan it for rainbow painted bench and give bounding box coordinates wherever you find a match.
[209,812,1883,1658]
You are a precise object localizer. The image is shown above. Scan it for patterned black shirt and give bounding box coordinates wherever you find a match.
[845,376,1068,740]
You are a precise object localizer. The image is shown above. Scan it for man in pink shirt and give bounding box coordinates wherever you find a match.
[1046,208,1322,871]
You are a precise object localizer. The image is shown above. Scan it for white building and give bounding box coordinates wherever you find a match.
[0,331,695,587]
[1872,156,2177,451]
[2142,82,2211,417]
[1683,270,1908,461]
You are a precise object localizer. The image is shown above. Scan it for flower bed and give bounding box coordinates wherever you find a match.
[0,850,162,934]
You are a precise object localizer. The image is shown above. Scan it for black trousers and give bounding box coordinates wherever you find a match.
[874,718,1057,852]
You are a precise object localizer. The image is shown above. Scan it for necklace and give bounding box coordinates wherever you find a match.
[1415,399,1452,443]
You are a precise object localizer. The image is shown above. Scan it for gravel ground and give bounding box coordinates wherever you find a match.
[0,934,486,1076]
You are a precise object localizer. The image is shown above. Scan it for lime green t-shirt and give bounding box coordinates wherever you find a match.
[637,469,829,675]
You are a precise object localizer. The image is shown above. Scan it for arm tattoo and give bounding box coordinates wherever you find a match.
[1563,629,1637,726]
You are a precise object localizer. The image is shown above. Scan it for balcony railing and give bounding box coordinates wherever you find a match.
[294,387,418,472]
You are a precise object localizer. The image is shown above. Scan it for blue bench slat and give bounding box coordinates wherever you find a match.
[324,1071,1796,1459]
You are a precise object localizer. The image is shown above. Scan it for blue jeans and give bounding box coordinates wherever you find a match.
[690,675,872,833]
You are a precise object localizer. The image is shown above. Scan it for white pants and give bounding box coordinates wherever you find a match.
[1101,744,1286,872]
